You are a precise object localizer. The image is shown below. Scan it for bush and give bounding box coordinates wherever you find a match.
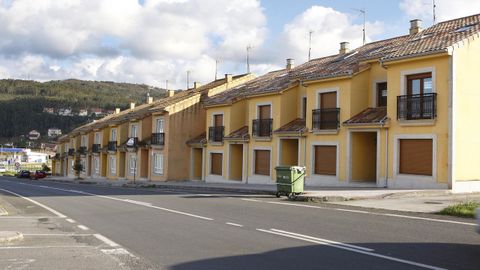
[438,202,480,218]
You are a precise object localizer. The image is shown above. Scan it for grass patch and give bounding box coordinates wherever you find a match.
[438,202,480,218]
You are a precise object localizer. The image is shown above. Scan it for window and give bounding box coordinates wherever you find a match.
[407,73,432,95]
[210,153,222,175]
[214,114,223,127]
[70,160,75,173]
[314,145,336,175]
[131,125,138,138]
[319,92,337,109]
[129,155,137,175]
[153,153,164,174]
[399,139,432,176]
[156,119,164,133]
[377,82,387,107]
[94,133,101,144]
[81,136,87,147]
[110,156,116,175]
[94,158,99,174]
[80,159,86,172]
[111,129,117,141]
[258,105,271,119]
[254,150,270,175]
[302,97,307,119]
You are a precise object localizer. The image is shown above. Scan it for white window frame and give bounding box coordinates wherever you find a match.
[153,153,164,175]
[208,150,224,177]
[155,118,164,133]
[81,135,87,147]
[110,156,116,175]
[400,67,436,95]
[251,147,272,177]
[130,124,138,138]
[255,102,272,119]
[315,87,340,109]
[371,80,388,107]
[111,128,117,141]
[129,154,137,175]
[94,132,101,144]
[94,157,100,175]
[300,96,307,119]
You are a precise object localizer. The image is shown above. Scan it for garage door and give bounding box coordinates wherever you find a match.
[399,139,432,175]
[314,145,336,175]
[211,153,222,175]
[255,150,270,175]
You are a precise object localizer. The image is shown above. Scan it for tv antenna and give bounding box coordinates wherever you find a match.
[246,45,253,73]
[308,30,314,61]
[186,70,191,89]
[352,8,366,45]
[215,59,221,80]
[433,0,436,24]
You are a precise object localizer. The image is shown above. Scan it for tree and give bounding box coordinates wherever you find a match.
[42,163,51,172]
[73,157,84,180]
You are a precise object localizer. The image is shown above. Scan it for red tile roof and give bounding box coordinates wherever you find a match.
[186,132,207,146]
[224,126,249,141]
[274,118,307,134]
[343,107,387,126]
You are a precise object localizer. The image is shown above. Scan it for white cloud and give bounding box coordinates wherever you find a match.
[276,6,384,64]
[399,0,480,23]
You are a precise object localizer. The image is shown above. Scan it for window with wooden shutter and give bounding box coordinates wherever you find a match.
[254,150,270,175]
[258,105,271,119]
[214,114,223,127]
[320,92,337,109]
[399,139,433,176]
[314,145,337,175]
[377,82,387,107]
[210,153,222,175]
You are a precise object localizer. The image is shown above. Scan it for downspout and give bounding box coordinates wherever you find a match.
[380,117,389,188]
[245,135,249,184]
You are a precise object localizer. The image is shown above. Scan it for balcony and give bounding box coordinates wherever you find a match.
[68,148,75,156]
[107,141,117,152]
[208,126,225,142]
[397,93,437,121]
[312,108,340,130]
[77,146,87,155]
[126,137,138,148]
[252,119,273,137]
[92,144,101,153]
[151,133,165,146]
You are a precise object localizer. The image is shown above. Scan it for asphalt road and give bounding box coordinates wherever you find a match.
[0,176,479,270]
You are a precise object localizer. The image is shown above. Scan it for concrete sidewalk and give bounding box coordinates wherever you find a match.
[36,176,480,213]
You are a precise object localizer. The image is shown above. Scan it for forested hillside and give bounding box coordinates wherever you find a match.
[0,79,167,145]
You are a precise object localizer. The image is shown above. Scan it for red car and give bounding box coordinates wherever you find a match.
[30,170,47,180]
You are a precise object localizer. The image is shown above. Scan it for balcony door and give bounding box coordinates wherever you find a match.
[406,72,433,119]
[259,105,271,120]
[214,114,223,127]
[257,105,271,137]
[156,119,164,133]
[319,92,337,129]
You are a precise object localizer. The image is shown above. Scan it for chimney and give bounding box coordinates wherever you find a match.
[225,74,233,83]
[168,90,175,97]
[130,102,135,110]
[286,58,294,70]
[147,97,153,104]
[410,19,423,35]
[115,108,120,114]
[194,82,202,89]
[339,42,350,54]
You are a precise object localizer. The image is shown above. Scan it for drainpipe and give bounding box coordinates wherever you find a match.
[380,118,389,188]
[245,136,249,184]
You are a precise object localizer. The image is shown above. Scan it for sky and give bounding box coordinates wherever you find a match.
[0,0,479,89]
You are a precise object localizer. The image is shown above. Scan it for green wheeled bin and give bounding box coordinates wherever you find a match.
[275,166,306,199]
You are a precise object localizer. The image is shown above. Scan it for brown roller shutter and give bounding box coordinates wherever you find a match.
[214,114,223,127]
[211,153,223,175]
[255,150,270,175]
[314,146,337,175]
[259,105,271,119]
[320,92,337,109]
[399,139,432,175]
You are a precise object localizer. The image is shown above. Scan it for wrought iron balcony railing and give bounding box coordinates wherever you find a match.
[68,148,75,156]
[107,141,117,152]
[77,146,87,155]
[397,93,437,120]
[151,133,165,145]
[312,108,340,130]
[208,126,225,142]
[252,119,273,137]
[92,144,101,153]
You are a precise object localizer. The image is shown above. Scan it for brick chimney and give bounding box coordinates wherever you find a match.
[130,102,135,110]
[410,19,423,35]
[339,42,350,54]
[286,58,294,70]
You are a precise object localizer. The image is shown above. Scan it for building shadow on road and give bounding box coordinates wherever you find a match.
[170,243,480,270]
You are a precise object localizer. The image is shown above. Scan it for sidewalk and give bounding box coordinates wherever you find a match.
[39,176,480,213]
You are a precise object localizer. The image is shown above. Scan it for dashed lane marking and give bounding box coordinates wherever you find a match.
[77,225,89,231]
[225,222,244,227]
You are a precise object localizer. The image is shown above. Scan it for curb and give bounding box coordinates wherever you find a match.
[0,231,23,243]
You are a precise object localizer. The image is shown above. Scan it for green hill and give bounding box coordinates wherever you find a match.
[0,79,167,146]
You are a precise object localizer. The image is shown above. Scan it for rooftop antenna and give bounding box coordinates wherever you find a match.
[246,45,253,73]
[308,30,314,61]
[352,8,366,45]
[433,0,436,25]
[215,59,221,80]
[186,70,191,90]
[165,79,169,90]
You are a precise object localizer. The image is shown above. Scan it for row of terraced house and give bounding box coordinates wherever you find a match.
[53,15,480,192]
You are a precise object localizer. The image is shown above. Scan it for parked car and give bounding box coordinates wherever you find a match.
[16,170,31,178]
[31,170,47,180]
[0,165,6,173]
[477,208,480,234]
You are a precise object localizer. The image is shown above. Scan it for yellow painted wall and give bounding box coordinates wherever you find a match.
[279,87,298,126]
[350,70,370,116]
[453,38,480,181]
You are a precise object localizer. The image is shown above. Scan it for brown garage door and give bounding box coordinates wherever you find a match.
[255,150,270,175]
[399,139,432,175]
[211,153,222,175]
[314,145,336,175]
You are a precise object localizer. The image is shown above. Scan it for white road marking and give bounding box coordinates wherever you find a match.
[257,228,446,270]
[242,198,476,226]
[31,184,214,221]
[0,188,66,218]
[94,234,120,247]
[101,248,138,258]
[77,225,89,230]
[226,222,244,227]
[0,246,91,250]
[0,216,66,219]
[66,218,75,223]
[22,233,92,236]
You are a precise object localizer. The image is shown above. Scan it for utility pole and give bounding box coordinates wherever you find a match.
[308,30,314,61]
[246,45,253,73]
[433,0,436,25]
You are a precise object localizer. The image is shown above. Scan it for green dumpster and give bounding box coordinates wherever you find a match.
[275,166,306,199]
